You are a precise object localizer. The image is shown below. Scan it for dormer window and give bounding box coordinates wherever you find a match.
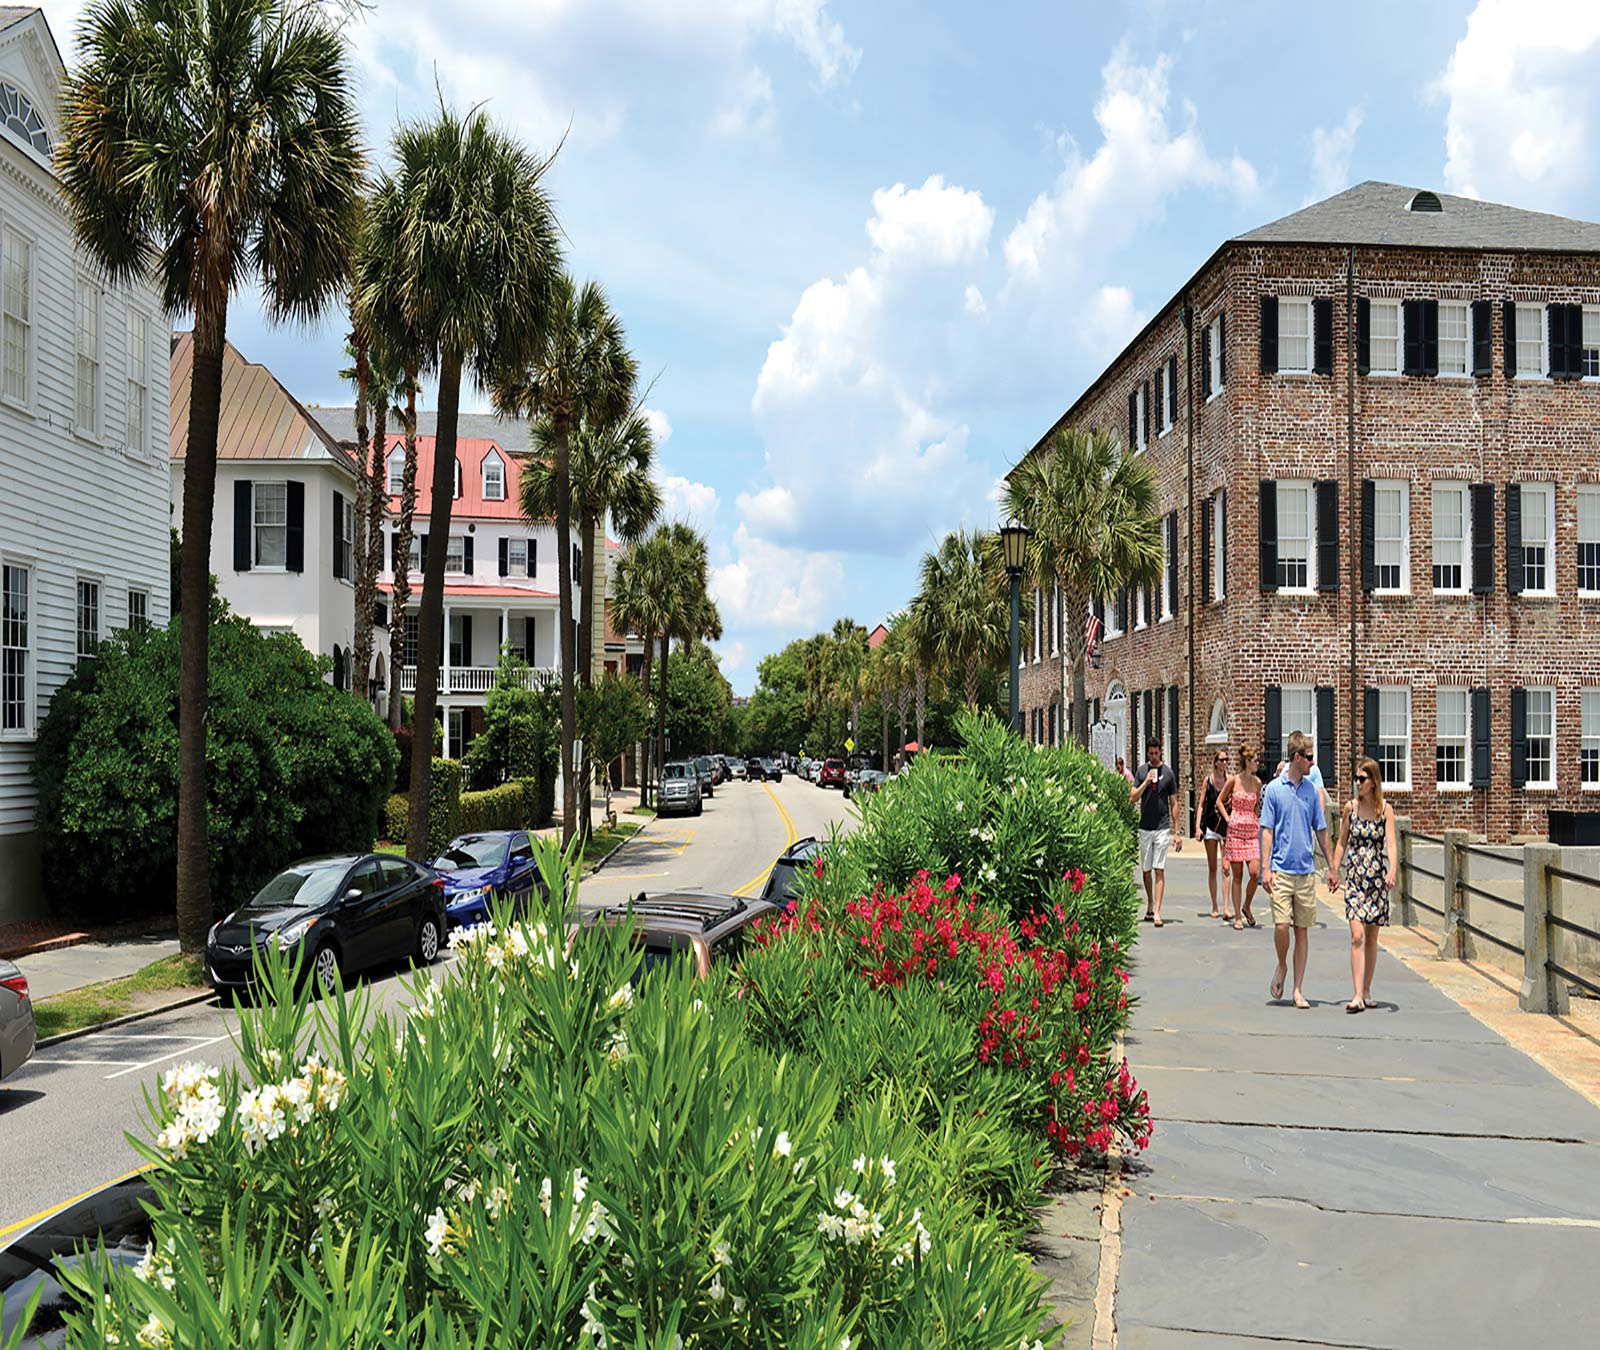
[386,446,404,495]
[453,458,461,499]
[1406,190,1443,213]
[0,83,50,157]
[482,450,506,501]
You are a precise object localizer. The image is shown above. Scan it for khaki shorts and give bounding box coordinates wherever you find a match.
[1270,870,1318,928]
[1139,828,1171,873]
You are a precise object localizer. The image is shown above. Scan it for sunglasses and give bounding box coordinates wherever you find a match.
[1295,750,1315,762]
[1356,773,1371,783]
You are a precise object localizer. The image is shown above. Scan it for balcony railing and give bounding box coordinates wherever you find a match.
[398,665,550,695]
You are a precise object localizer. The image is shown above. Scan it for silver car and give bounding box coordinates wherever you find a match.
[1,959,37,1083]
[659,761,703,817]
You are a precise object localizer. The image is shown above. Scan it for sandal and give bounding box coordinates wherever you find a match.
[1153,918,1165,928]
[1244,915,1258,928]
[1233,920,1244,931]
[1293,994,1311,1010]
[1345,999,1365,1014]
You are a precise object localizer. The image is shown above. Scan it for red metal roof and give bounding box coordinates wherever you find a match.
[379,582,557,600]
[383,434,533,520]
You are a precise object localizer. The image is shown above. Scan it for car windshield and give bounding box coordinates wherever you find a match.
[434,836,506,869]
[664,763,691,780]
[246,862,347,910]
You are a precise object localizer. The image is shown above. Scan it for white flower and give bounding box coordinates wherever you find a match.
[732,1295,747,1313]
[607,983,634,1011]
[833,1188,855,1210]
[424,1207,448,1259]
[135,1313,171,1348]
[709,1273,725,1302]
[712,1240,730,1268]
[851,1155,867,1174]
[879,1156,896,1186]
[772,1131,792,1159]
[605,1029,631,1066]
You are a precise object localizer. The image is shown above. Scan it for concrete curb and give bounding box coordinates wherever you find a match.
[35,988,218,1049]
[585,815,654,876]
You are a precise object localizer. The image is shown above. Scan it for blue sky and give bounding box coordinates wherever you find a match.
[45,0,1600,691]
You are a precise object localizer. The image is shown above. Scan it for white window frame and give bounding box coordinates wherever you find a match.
[1105,594,1121,639]
[1368,299,1402,376]
[1050,585,1060,655]
[446,706,468,761]
[1373,479,1410,594]
[1515,303,1546,379]
[1278,297,1314,375]
[1157,364,1172,437]
[1431,481,1469,594]
[76,576,101,659]
[1135,584,1148,630]
[407,535,422,573]
[445,535,466,575]
[1524,686,1555,789]
[252,481,289,570]
[125,308,149,457]
[386,447,405,496]
[453,458,462,500]
[1438,301,1470,378]
[1207,315,1224,399]
[75,277,102,440]
[2,225,32,407]
[1581,687,1600,790]
[482,451,506,501]
[1375,686,1412,792]
[1137,384,1148,451]
[508,537,528,576]
[1577,485,1600,597]
[1280,685,1315,767]
[1032,588,1042,664]
[127,587,150,632]
[1206,698,1229,744]
[1436,687,1470,792]
[336,494,355,583]
[1276,479,1315,592]
[1159,529,1173,621]
[1520,482,1554,597]
[1,558,33,738]
[1211,488,1225,600]
[1583,306,1600,381]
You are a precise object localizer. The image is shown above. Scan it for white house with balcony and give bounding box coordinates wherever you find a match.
[0,7,173,920]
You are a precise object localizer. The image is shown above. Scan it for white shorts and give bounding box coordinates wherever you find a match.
[1139,828,1172,873]
[1203,828,1222,841]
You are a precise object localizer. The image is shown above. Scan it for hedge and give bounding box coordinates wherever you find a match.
[456,781,527,834]
[385,772,551,854]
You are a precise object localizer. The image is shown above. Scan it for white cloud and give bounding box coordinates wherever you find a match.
[657,473,721,532]
[734,484,798,534]
[712,65,776,137]
[1435,0,1600,209]
[642,407,673,445]
[866,176,994,268]
[1308,107,1364,204]
[963,284,987,317]
[710,526,845,632]
[714,639,748,673]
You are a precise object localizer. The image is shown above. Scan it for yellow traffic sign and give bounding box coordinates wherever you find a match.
[844,737,855,752]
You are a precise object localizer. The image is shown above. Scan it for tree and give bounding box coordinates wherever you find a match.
[385,360,422,729]
[640,523,720,776]
[464,647,560,794]
[1003,427,1162,746]
[358,106,561,860]
[496,277,636,848]
[665,642,732,756]
[828,618,867,756]
[579,672,650,821]
[909,529,1015,708]
[59,0,363,953]
[611,540,668,804]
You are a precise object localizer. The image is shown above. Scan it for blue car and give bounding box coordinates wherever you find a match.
[431,830,541,928]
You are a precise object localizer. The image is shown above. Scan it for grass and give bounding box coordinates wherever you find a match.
[376,841,405,855]
[581,821,641,869]
[33,953,209,1040]
[628,805,656,818]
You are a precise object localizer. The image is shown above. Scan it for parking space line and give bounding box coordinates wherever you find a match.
[27,1058,142,1068]
[104,1032,232,1080]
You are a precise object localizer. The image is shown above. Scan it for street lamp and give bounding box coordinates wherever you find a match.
[999,516,1029,735]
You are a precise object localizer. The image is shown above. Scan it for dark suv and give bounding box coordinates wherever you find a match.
[580,891,775,980]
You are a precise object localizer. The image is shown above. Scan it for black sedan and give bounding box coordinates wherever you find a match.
[206,853,446,997]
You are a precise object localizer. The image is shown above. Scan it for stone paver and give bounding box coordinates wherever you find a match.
[18,935,181,1001]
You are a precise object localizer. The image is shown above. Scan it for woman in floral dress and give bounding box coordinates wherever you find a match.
[1329,756,1398,1013]
[1217,744,1262,930]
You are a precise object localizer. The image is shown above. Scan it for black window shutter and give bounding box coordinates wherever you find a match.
[1313,297,1334,374]
[1316,687,1336,787]
[1219,312,1228,385]
[1569,304,1587,377]
[1166,511,1179,614]
[285,481,305,573]
[498,538,508,577]
[1260,295,1279,373]
[1316,480,1339,592]
[463,534,474,575]
[1356,296,1371,373]
[1553,303,1583,378]
[1143,380,1151,437]
[373,598,387,629]
[1143,689,1154,749]
[1168,354,1178,423]
[1505,484,1524,595]
[1154,686,1164,743]
[332,644,344,690]
[1470,483,1495,594]
[1471,687,1492,787]
[332,489,345,580]
[1220,490,1228,596]
[1168,686,1179,760]
[1471,300,1493,376]
[1360,478,1377,592]
[1403,299,1425,376]
[419,533,429,572]
[1129,690,1138,760]
[1422,299,1439,376]
[528,540,537,577]
[1259,479,1278,592]
[524,617,535,662]
[1363,687,1380,762]
[1154,367,1163,425]
[1201,496,1213,603]
[1117,586,1128,630]
[1264,686,1282,775]
[390,530,399,574]
[1549,305,1568,378]
[1502,301,1517,377]
[1201,326,1213,398]
[233,480,253,572]
[1510,686,1528,789]
[1128,390,1138,449]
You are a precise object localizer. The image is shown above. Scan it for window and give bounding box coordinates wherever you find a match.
[1137,384,1148,450]
[1374,687,1411,790]
[336,494,354,581]
[125,310,148,456]
[1578,486,1600,595]
[482,452,505,501]
[1159,528,1172,620]
[1207,698,1229,743]
[408,535,422,572]
[1584,306,1600,379]
[402,613,419,667]
[76,279,101,437]
[1369,299,1401,375]
[1277,480,1313,590]
[2,563,29,733]
[1524,687,1555,788]
[1432,482,1468,592]
[447,707,468,759]
[1051,586,1060,655]
[1156,367,1170,435]
[1211,489,1225,600]
[1280,686,1315,766]
[1105,594,1122,638]
[1521,483,1553,594]
[1278,297,1313,373]
[1,228,28,403]
[1135,585,1147,629]
[1582,688,1600,789]
[76,579,100,658]
[508,538,528,575]
[1437,688,1469,789]
[253,483,288,567]
[1373,481,1409,592]
[127,588,149,632]
[1515,303,1545,377]
[386,448,405,496]
[445,536,465,574]
[0,81,51,155]
[453,458,462,500]
[1207,315,1224,396]
[1438,302,1469,376]
[448,615,468,667]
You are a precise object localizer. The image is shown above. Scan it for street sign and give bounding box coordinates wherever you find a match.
[844,737,855,752]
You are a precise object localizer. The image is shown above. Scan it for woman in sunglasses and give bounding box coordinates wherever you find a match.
[1328,756,1398,1012]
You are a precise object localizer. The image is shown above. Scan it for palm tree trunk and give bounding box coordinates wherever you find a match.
[554,416,579,848]
[880,691,889,772]
[964,657,978,709]
[577,509,599,844]
[353,394,385,702]
[655,637,671,790]
[363,398,387,701]
[387,373,418,729]
[915,668,926,748]
[350,325,371,700]
[175,302,227,953]
[406,353,463,859]
[638,633,654,807]
[897,687,909,755]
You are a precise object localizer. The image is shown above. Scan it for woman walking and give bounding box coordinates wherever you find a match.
[1217,744,1263,930]
[1328,756,1397,1012]
[1194,749,1231,919]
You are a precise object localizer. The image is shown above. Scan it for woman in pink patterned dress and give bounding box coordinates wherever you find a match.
[1218,743,1263,930]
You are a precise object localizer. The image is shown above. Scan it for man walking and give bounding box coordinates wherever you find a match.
[1260,730,1337,1008]
[1132,737,1182,926]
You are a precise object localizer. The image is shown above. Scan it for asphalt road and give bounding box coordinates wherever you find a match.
[0,773,855,1238]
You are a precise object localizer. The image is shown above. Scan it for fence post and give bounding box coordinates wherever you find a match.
[1392,815,1414,927]
[1439,828,1476,960]
[1519,844,1569,1015]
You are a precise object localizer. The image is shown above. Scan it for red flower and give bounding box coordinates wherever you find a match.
[813,858,825,878]
[943,874,961,893]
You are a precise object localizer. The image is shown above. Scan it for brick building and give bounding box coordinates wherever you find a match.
[1014,181,1600,840]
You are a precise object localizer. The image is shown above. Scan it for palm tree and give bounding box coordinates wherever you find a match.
[638,523,718,780]
[910,529,1012,708]
[359,106,561,859]
[356,345,403,704]
[58,0,363,952]
[341,320,372,698]
[385,360,422,729]
[610,539,668,803]
[1003,426,1162,746]
[829,618,867,757]
[495,278,636,847]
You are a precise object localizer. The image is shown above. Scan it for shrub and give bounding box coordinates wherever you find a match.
[515,776,549,829]
[33,606,397,922]
[423,758,463,858]
[456,782,526,834]
[383,794,408,845]
[392,727,414,792]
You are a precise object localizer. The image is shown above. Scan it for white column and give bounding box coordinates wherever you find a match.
[501,605,509,663]
[443,603,452,695]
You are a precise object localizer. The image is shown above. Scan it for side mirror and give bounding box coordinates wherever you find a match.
[511,853,530,868]
[343,887,364,903]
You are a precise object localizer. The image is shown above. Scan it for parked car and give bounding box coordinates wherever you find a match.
[1,959,36,1085]
[819,757,847,789]
[431,830,543,928]
[713,755,732,783]
[580,891,775,981]
[205,854,446,998]
[760,758,783,783]
[846,769,888,799]
[693,755,716,798]
[745,756,768,781]
[726,757,746,780]
[659,761,703,816]
[760,836,823,908]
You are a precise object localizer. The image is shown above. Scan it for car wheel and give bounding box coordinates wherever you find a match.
[416,914,441,965]
[310,942,342,998]
[694,800,703,816]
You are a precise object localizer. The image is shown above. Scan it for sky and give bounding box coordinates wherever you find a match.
[41,0,1600,692]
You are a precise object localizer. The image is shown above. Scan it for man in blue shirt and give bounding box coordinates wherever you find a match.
[1260,730,1336,1009]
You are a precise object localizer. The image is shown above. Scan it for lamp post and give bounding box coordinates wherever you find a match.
[999,517,1029,735]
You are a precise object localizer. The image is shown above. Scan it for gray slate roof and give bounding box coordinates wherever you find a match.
[1235,181,1600,254]
[304,404,533,451]
[0,8,39,30]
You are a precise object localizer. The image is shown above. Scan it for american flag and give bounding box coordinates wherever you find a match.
[1083,611,1102,656]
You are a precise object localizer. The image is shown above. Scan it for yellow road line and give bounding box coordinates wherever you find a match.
[732,781,797,898]
[0,1166,150,1242]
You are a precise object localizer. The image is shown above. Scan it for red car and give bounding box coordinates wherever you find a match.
[819,758,847,789]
